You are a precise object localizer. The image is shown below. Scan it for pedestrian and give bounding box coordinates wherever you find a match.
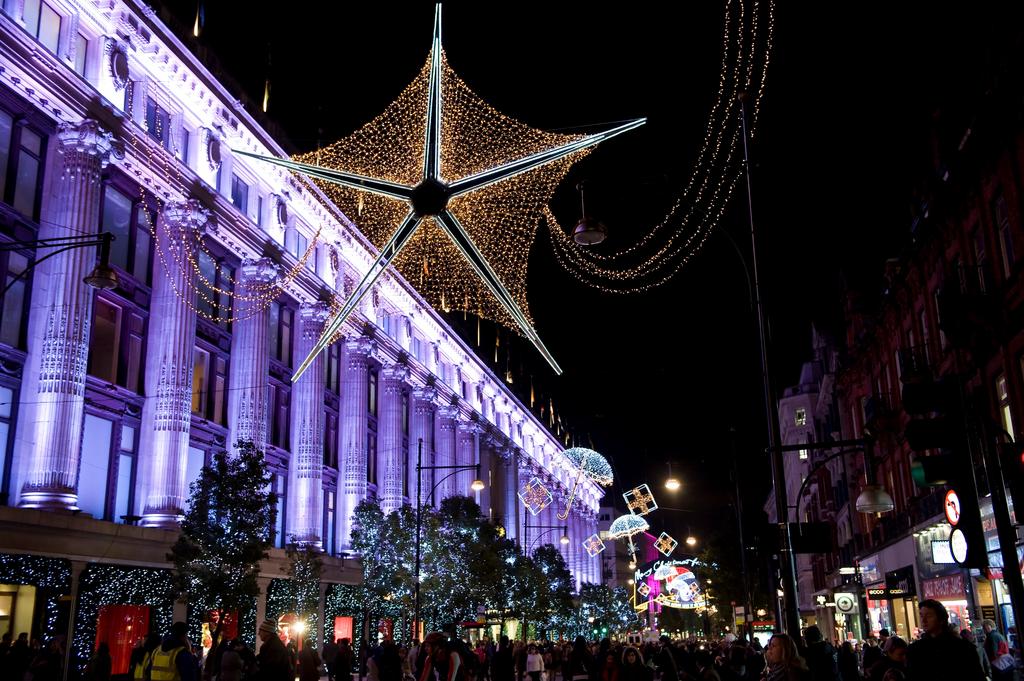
[866,637,905,681]
[904,600,985,681]
[149,622,199,681]
[491,636,516,681]
[694,649,721,681]
[654,636,679,681]
[599,651,619,681]
[959,630,991,679]
[219,640,245,681]
[983,619,1015,681]
[860,638,880,674]
[8,632,31,681]
[618,647,651,681]
[27,638,65,681]
[255,619,291,681]
[339,639,356,681]
[325,637,340,681]
[526,645,545,681]
[377,640,404,681]
[131,633,162,681]
[566,637,594,681]
[835,642,859,681]
[802,627,838,681]
[761,633,810,681]
[85,642,113,681]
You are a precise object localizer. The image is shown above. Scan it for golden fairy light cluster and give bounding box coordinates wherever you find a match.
[294,57,589,332]
[547,0,774,294]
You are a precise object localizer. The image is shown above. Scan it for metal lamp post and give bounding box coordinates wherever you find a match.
[413,437,485,639]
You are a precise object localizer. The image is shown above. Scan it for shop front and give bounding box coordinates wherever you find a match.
[920,574,972,631]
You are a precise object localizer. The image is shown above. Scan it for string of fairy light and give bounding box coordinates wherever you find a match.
[547,0,774,294]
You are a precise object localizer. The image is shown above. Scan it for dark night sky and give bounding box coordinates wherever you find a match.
[156,2,1021,542]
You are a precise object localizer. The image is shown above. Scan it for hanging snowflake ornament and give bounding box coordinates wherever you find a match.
[623,484,658,516]
[518,477,553,516]
[655,532,678,557]
[583,533,606,557]
[235,4,645,382]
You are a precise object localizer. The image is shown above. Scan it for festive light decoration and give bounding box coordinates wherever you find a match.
[518,477,553,516]
[72,564,175,673]
[583,533,606,557]
[0,553,70,643]
[637,582,651,598]
[557,447,613,520]
[266,577,320,648]
[546,0,774,294]
[235,4,645,380]
[655,532,678,557]
[325,584,368,663]
[623,484,658,516]
[608,514,649,557]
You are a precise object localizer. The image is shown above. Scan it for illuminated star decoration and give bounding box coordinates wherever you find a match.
[583,533,606,557]
[518,478,553,516]
[655,532,678,557]
[623,484,658,516]
[557,447,614,520]
[233,4,645,382]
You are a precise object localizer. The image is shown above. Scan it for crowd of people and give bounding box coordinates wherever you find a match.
[0,599,1016,681]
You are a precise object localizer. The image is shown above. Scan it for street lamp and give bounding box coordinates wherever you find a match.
[664,462,681,492]
[0,232,119,295]
[685,535,697,547]
[523,514,570,552]
[414,437,486,638]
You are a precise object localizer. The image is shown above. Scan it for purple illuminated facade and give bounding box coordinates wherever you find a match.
[0,0,602,650]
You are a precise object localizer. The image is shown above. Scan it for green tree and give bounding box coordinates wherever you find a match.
[285,540,324,644]
[169,440,277,644]
[350,499,417,620]
[531,544,574,636]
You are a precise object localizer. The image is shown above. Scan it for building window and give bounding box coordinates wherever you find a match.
[274,474,286,548]
[100,185,152,283]
[73,32,88,77]
[402,393,409,436]
[973,227,988,292]
[144,98,171,151]
[192,347,227,425]
[113,424,137,523]
[326,343,341,394]
[89,299,121,384]
[0,251,29,348]
[79,414,113,519]
[268,302,294,365]
[195,251,233,328]
[367,432,377,486]
[192,348,209,415]
[997,373,1015,440]
[995,193,1015,277]
[177,127,190,165]
[0,383,17,500]
[324,412,338,468]
[368,371,378,418]
[325,490,336,555]
[794,408,807,426]
[269,383,290,449]
[0,112,45,220]
[184,447,206,512]
[231,174,249,214]
[22,0,61,54]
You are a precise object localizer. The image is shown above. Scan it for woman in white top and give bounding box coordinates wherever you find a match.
[526,645,545,681]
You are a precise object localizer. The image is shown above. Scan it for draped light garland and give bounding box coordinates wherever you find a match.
[547,0,774,293]
[0,553,70,643]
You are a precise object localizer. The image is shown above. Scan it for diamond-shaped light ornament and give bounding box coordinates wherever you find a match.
[655,532,678,557]
[623,484,658,516]
[518,478,553,516]
[637,582,651,598]
[233,4,645,384]
[583,533,606,557]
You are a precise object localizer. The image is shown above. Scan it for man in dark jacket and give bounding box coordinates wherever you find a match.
[256,619,292,681]
[906,600,986,681]
[654,636,680,681]
[491,636,515,681]
[803,626,839,681]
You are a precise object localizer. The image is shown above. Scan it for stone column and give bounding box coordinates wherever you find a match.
[138,200,210,527]
[433,405,458,506]
[503,449,519,543]
[226,257,279,451]
[19,120,120,510]
[287,302,330,546]
[410,386,437,509]
[378,363,409,513]
[337,337,375,550]
[455,420,477,498]
[477,439,492,519]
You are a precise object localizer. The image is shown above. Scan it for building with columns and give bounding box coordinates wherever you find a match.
[0,0,603,668]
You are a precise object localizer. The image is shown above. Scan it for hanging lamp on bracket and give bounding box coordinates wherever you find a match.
[572,181,607,245]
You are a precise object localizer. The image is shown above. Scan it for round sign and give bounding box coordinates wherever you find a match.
[950,527,969,564]
[835,593,856,613]
[110,48,129,89]
[207,135,222,171]
[944,489,961,526]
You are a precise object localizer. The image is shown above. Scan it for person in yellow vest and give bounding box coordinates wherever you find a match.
[148,622,199,681]
[130,633,162,681]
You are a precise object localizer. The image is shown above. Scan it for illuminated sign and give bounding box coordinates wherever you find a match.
[944,489,961,526]
[633,558,707,610]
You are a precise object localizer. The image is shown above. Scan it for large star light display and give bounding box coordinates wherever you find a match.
[235,4,645,381]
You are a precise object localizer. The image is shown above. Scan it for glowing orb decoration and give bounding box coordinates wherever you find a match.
[557,447,614,520]
[623,484,658,516]
[637,582,651,598]
[518,478,553,516]
[235,4,645,381]
[583,533,606,557]
[655,532,678,557]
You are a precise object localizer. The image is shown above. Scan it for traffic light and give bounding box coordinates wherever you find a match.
[902,376,987,568]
